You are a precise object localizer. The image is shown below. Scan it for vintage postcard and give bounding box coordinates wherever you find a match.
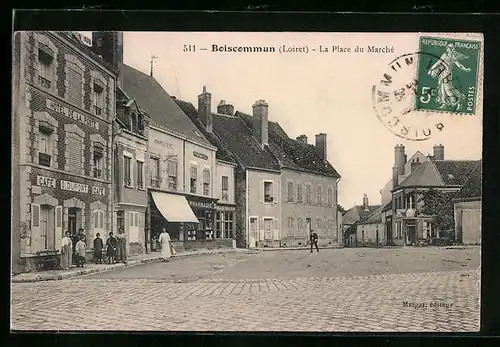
[11,31,483,332]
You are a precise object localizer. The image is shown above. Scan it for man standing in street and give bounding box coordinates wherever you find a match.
[310,230,319,253]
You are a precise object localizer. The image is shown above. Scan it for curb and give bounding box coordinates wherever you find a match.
[11,248,241,283]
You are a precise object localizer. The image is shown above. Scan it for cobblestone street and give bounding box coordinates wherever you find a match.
[11,247,481,332]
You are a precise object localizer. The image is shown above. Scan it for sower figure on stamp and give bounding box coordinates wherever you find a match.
[310,230,319,253]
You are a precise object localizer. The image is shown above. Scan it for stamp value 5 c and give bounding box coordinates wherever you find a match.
[415,37,481,115]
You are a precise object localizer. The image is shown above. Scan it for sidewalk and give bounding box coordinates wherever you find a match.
[12,248,244,283]
[254,245,343,251]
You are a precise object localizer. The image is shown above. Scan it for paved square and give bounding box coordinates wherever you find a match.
[11,247,480,332]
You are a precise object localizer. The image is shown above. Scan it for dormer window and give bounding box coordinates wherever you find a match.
[92,81,105,116]
[131,113,138,132]
[38,45,54,89]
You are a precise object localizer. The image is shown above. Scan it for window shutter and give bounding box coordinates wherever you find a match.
[54,206,63,252]
[31,203,41,248]
[94,211,98,229]
[259,217,265,240]
[260,180,264,203]
[273,180,278,203]
[31,204,40,227]
[129,212,134,227]
[273,218,279,240]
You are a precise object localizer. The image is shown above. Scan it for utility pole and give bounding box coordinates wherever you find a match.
[150,55,158,78]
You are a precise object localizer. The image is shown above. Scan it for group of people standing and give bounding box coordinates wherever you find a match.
[59,227,128,269]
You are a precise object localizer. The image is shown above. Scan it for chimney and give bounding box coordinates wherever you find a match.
[433,144,444,161]
[392,144,406,188]
[217,100,234,116]
[296,135,308,144]
[315,133,327,161]
[92,31,124,87]
[252,99,269,147]
[198,86,212,132]
[363,193,369,211]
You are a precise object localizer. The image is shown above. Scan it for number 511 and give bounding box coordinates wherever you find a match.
[184,45,196,52]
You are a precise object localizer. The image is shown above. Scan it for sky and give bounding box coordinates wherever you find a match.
[81,32,483,208]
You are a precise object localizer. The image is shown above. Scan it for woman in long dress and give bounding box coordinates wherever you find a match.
[158,228,173,261]
[116,227,127,263]
[106,232,118,264]
[60,231,73,269]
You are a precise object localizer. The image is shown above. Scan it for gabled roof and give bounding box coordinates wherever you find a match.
[454,160,482,202]
[358,205,384,225]
[173,98,237,165]
[212,113,281,171]
[120,63,212,147]
[343,205,381,225]
[237,112,340,178]
[397,160,479,189]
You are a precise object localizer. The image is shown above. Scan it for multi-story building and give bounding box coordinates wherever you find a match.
[93,32,149,255]
[12,31,118,272]
[117,63,219,250]
[174,94,238,243]
[185,92,341,248]
[389,145,478,245]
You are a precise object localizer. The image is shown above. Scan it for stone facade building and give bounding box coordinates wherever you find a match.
[12,31,117,272]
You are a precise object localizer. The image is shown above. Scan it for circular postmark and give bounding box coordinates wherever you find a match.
[372,52,456,141]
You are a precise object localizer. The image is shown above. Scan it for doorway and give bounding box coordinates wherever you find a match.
[249,217,258,248]
[407,224,416,245]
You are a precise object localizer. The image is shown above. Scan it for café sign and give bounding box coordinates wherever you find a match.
[46,99,100,130]
[35,176,106,196]
[37,175,56,188]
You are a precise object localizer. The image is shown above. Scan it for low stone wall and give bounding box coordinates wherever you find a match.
[170,239,235,252]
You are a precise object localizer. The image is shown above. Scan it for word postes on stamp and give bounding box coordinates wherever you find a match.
[415,37,481,115]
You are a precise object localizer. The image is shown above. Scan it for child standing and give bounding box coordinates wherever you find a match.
[75,235,86,268]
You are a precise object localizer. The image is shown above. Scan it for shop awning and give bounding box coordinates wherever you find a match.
[151,191,199,223]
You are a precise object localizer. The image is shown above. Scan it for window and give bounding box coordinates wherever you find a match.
[287,182,294,202]
[221,176,229,201]
[39,127,52,167]
[117,210,125,230]
[129,211,140,243]
[288,217,295,229]
[93,145,104,179]
[38,45,54,89]
[327,188,333,206]
[39,206,50,250]
[137,161,144,188]
[298,218,304,230]
[190,166,198,194]
[203,169,210,196]
[317,186,323,205]
[92,81,105,116]
[149,156,160,187]
[123,156,131,186]
[167,160,177,190]
[297,184,303,203]
[67,62,83,106]
[216,211,234,239]
[264,218,273,240]
[264,181,273,203]
[306,185,312,204]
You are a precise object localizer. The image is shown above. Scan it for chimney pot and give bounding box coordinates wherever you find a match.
[217,100,235,116]
[252,99,269,146]
[315,133,327,161]
[198,86,212,132]
[296,135,308,144]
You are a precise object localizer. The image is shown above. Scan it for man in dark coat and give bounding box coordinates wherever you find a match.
[310,230,319,253]
[93,233,104,264]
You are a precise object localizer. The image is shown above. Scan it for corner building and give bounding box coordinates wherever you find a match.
[12,31,117,271]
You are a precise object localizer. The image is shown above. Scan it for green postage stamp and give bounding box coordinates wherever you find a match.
[415,36,481,115]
